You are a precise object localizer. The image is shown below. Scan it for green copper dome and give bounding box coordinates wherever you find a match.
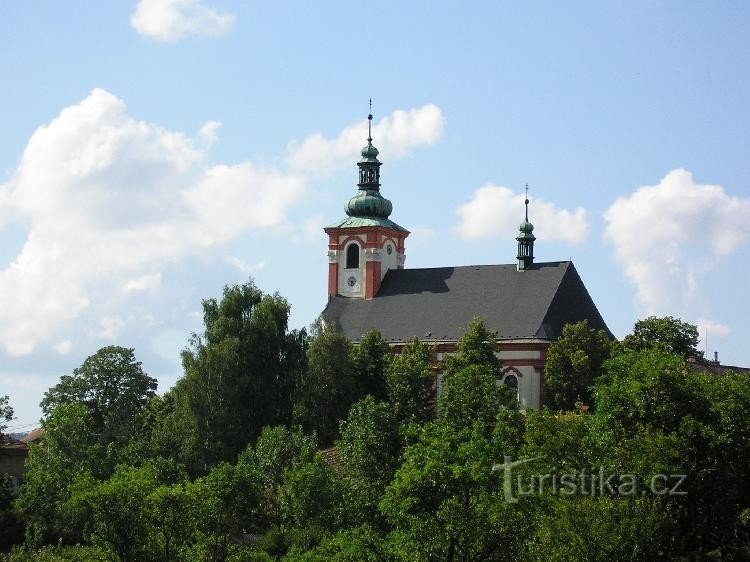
[345,189,393,219]
[360,141,379,161]
[519,219,535,234]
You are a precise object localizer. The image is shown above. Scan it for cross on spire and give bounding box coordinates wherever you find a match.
[525,183,529,221]
[367,98,373,141]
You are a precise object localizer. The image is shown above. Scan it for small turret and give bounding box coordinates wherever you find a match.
[517,184,535,271]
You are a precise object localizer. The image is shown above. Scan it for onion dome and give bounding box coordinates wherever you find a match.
[344,110,394,219]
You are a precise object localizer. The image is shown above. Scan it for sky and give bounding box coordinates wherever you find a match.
[1,1,749,430]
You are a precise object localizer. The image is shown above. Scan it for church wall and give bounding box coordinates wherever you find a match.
[404,340,548,410]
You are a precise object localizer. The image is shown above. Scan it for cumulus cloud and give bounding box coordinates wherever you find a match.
[198,120,222,146]
[604,168,750,321]
[456,184,589,245]
[0,91,443,356]
[130,0,234,42]
[696,318,731,342]
[287,104,445,176]
[224,256,265,276]
[0,88,304,355]
[52,340,73,355]
[122,273,162,293]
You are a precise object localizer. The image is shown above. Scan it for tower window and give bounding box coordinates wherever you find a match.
[346,243,360,269]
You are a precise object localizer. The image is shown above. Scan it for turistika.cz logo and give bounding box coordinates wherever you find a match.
[491,456,687,504]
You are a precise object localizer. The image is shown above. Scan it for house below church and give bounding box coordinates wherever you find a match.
[321,111,611,408]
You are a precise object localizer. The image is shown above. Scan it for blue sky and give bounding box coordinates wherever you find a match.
[1,1,749,429]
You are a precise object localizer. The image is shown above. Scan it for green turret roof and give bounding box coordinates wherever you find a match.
[328,109,406,231]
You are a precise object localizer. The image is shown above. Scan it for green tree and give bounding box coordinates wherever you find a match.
[543,320,614,411]
[441,317,500,378]
[593,349,750,557]
[350,330,391,401]
[380,418,529,561]
[438,365,515,433]
[244,425,316,529]
[385,338,433,424]
[622,315,699,358]
[294,327,355,446]
[177,280,305,470]
[16,402,105,546]
[336,396,401,528]
[527,497,668,562]
[0,474,24,551]
[280,454,341,552]
[0,395,13,440]
[41,346,156,445]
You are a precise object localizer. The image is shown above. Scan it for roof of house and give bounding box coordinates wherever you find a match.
[20,428,43,443]
[687,361,750,376]
[322,261,612,343]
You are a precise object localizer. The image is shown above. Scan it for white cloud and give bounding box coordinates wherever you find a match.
[99,316,125,341]
[287,104,445,176]
[0,88,304,356]
[604,169,750,318]
[130,0,234,42]
[456,184,589,244]
[52,340,73,355]
[198,120,222,146]
[0,91,444,357]
[696,318,731,343]
[301,213,325,244]
[123,273,162,293]
[408,225,437,242]
[224,256,265,276]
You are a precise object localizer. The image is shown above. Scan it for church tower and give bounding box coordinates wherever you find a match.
[516,186,535,271]
[324,109,409,299]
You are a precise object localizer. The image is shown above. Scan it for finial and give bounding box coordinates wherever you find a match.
[367,98,373,142]
[524,183,529,221]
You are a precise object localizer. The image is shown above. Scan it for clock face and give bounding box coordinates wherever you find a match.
[386,244,393,255]
[347,275,357,287]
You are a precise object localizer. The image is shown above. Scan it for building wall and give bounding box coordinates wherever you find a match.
[403,340,549,409]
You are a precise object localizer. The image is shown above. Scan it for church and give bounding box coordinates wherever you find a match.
[321,112,612,408]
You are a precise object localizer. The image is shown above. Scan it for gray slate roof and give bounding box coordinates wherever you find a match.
[321,261,612,343]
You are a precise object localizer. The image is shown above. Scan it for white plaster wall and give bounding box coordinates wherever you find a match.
[496,350,541,361]
[381,238,398,279]
[504,365,540,409]
[339,239,363,297]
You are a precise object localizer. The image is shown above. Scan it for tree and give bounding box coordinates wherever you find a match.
[385,338,433,424]
[592,348,750,557]
[294,327,355,447]
[17,402,105,546]
[543,320,614,411]
[527,497,668,562]
[280,454,341,551]
[244,425,316,529]
[41,346,156,445]
[439,364,516,433]
[0,395,13,441]
[336,396,401,528]
[441,317,500,378]
[177,280,305,470]
[350,330,391,402]
[380,418,530,561]
[622,315,699,358]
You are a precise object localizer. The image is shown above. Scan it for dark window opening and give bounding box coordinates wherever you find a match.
[346,243,360,269]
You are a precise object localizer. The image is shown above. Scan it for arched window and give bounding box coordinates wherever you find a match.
[346,243,360,269]
[503,374,518,390]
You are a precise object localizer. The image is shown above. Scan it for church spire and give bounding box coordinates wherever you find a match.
[345,103,393,219]
[516,184,536,271]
